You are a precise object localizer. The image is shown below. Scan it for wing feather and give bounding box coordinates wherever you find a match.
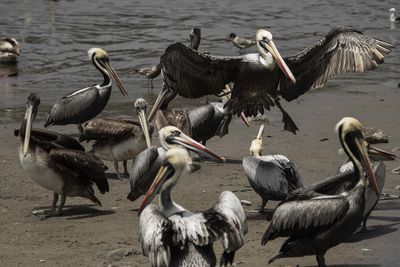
[80,117,136,141]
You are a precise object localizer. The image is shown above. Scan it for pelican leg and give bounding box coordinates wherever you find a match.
[150,79,154,89]
[274,98,299,134]
[114,161,123,180]
[123,160,129,177]
[56,193,66,216]
[259,198,268,213]
[51,192,59,212]
[316,253,326,267]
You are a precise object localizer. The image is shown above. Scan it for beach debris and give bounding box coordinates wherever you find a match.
[390,167,400,174]
[361,248,372,251]
[320,138,329,142]
[107,248,140,262]
[380,193,400,200]
[362,127,388,144]
[241,200,252,206]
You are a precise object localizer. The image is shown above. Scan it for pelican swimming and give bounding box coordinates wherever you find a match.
[0,37,20,63]
[155,85,249,146]
[138,147,247,267]
[262,117,380,267]
[389,8,400,22]
[44,48,128,132]
[80,98,153,179]
[127,125,225,202]
[16,93,109,218]
[148,26,394,134]
[228,32,256,50]
[242,124,302,213]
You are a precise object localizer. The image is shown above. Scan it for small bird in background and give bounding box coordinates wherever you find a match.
[389,8,400,22]
[228,32,256,50]
[133,64,161,89]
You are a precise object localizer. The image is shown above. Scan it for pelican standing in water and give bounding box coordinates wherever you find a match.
[45,48,128,133]
[242,124,302,213]
[0,37,20,63]
[149,27,394,133]
[127,126,225,202]
[80,98,153,179]
[138,147,247,267]
[262,117,380,267]
[16,93,109,218]
[228,32,256,50]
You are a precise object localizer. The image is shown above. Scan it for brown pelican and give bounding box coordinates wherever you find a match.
[138,147,247,267]
[242,125,302,213]
[127,126,225,201]
[80,98,153,179]
[261,117,380,267]
[149,26,394,133]
[389,8,400,22]
[228,33,256,50]
[44,48,128,132]
[0,37,20,63]
[16,93,109,218]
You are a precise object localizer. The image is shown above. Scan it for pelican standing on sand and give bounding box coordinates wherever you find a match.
[242,124,302,213]
[262,117,380,267]
[80,98,153,179]
[138,147,247,267]
[389,8,400,22]
[16,93,109,218]
[149,26,394,134]
[0,37,20,63]
[45,48,128,132]
[228,32,256,50]
[127,126,225,202]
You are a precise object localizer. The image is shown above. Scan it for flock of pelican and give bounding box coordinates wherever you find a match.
[5,22,398,266]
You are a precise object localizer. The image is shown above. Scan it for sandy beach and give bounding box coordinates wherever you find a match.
[1,81,399,266]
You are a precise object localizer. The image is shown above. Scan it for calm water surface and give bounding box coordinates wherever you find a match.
[0,0,399,123]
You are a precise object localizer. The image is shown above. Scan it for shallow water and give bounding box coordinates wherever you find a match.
[0,0,399,124]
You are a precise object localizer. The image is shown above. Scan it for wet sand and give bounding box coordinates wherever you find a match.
[0,83,399,266]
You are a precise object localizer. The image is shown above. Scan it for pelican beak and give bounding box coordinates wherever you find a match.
[257,124,265,139]
[104,60,128,96]
[137,164,172,216]
[137,108,152,148]
[259,40,296,84]
[367,144,396,161]
[356,137,380,196]
[23,104,34,157]
[148,87,169,122]
[240,112,250,127]
[170,132,225,162]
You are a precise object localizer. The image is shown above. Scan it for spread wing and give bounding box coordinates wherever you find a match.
[281,26,395,101]
[80,117,135,141]
[139,204,173,267]
[262,195,349,245]
[161,42,242,98]
[49,149,109,193]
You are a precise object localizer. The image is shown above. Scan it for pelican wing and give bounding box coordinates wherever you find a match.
[139,204,173,267]
[161,42,242,98]
[188,104,215,130]
[281,26,395,101]
[80,117,136,141]
[262,195,349,245]
[45,86,101,126]
[49,149,109,193]
[128,147,165,202]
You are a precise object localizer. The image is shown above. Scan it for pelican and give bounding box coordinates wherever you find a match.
[389,8,400,22]
[80,98,153,179]
[44,48,128,132]
[127,126,225,202]
[148,26,394,134]
[155,85,249,146]
[242,124,302,213]
[228,33,256,50]
[0,37,20,63]
[15,93,109,217]
[261,117,380,267]
[138,147,247,267]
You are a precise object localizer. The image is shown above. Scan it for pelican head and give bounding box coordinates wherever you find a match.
[189,27,201,50]
[249,124,264,157]
[22,93,40,156]
[88,48,128,96]
[389,8,397,22]
[335,117,379,195]
[134,98,152,148]
[158,126,225,162]
[256,29,296,84]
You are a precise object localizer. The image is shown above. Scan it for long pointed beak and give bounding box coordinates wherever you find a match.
[261,40,296,84]
[257,124,265,139]
[356,137,379,196]
[172,133,225,162]
[104,61,128,96]
[137,164,171,216]
[137,109,152,148]
[368,144,396,161]
[23,105,34,157]
[148,88,169,122]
